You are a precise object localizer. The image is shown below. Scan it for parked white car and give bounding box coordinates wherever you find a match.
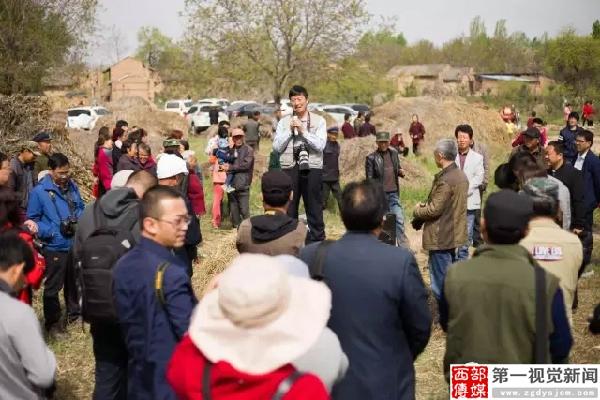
[321,105,358,125]
[307,102,325,112]
[187,105,228,133]
[198,98,230,108]
[266,99,293,116]
[164,99,194,116]
[66,106,111,130]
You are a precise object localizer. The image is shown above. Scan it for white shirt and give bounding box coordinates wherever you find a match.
[574,150,588,171]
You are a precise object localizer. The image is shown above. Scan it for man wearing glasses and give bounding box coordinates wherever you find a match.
[27,153,85,338]
[112,185,197,400]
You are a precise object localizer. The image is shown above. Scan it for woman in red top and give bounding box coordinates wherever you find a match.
[183,150,206,216]
[0,187,45,304]
[93,126,114,197]
[408,114,426,155]
[167,254,331,400]
[582,100,595,127]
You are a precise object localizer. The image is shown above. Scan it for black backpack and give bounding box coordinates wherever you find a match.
[79,202,138,324]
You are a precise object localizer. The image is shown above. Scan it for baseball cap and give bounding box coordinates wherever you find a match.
[484,189,533,232]
[376,131,390,142]
[163,138,181,148]
[523,127,540,139]
[156,153,189,179]
[261,170,292,195]
[327,126,339,134]
[231,128,245,137]
[22,141,41,156]
[32,132,52,142]
[522,177,559,204]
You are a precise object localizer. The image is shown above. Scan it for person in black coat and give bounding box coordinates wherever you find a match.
[322,127,342,212]
[300,180,431,400]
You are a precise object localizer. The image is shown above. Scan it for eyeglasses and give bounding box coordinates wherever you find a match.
[155,215,192,228]
[55,171,70,178]
[575,139,588,143]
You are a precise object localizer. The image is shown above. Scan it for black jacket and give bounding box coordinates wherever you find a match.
[550,162,585,230]
[229,144,255,190]
[322,140,340,182]
[365,148,402,192]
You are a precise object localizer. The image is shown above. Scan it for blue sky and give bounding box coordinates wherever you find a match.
[91,0,600,65]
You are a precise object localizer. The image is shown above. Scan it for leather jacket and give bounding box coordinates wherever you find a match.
[365,148,402,192]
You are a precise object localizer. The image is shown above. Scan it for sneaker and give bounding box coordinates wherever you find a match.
[224,185,236,194]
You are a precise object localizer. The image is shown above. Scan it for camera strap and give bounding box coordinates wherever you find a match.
[47,191,65,221]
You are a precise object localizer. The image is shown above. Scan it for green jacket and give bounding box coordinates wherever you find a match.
[33,153,49,178]
[443,244,559,374]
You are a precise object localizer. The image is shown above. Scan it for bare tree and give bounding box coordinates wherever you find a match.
[184,0,368,102]
[104,25,129,64]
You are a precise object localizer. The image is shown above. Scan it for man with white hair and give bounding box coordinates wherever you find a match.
[412,139,468,301]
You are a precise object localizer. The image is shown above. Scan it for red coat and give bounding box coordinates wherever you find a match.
[1,225,45,304]
[167,335,330,400]
[408,122,425,142]
[583,104,594,119]
[94,147,113,193]
[187,170,206,216]
[341,122,356,139]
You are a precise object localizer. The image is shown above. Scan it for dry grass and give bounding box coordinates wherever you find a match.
[42,98,600,399]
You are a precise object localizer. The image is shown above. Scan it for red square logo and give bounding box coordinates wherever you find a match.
[451,365,489,398]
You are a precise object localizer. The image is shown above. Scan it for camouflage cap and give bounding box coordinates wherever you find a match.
[375,131,390,142]
[163,138,181,148]
[522,177,559,203]
[21,141,41,156]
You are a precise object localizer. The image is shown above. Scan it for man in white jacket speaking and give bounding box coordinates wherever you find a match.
[455,124,485,261]
[272,85,327,243]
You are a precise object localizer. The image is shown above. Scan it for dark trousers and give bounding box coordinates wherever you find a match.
[412,141,421,155]
[472,208,483,247]
[322,180,342,212]
[247,141,259,152]
[91,322,128,400]
[284,166,325,243]
[43,250,80,329]
[228,189,250,228]
[574,210,595,310]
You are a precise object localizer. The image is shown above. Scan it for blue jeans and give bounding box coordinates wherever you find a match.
[457,210,476,261]
[385,191,407,244]
[428,249,456,300]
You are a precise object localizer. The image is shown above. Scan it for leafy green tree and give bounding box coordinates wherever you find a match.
[545,31,600,94]
[0,0,97,95]
[184,0,369,102]
[593,20,600,39]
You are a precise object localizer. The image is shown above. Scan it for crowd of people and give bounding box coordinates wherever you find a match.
[0,84,598,400]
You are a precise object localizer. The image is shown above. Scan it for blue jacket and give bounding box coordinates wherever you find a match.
[112,237,197,400]
[26,175,85,252]
[300,232,432,400]
[580,150,600,215]
[558,126,584,165]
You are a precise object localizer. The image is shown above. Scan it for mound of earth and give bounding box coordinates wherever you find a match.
[373,96,509,152]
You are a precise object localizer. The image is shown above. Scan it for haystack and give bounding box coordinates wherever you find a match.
[372,96,509,153]
[0,95,95,200]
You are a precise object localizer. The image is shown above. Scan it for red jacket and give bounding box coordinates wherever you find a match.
[583,104,594,119]
[408,122,425,142]
[1,225,45,304]
[511,127,548,147]
[94,147,113,193]
[187,170,206,216]
[167,335,330,400]
[341,122,356,139]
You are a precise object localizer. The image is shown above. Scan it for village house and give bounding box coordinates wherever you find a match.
[100,57,162,102]
[386,64,475,96]
[473,73,553,96]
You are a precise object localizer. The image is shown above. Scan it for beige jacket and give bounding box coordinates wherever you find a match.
[520,218,583,325]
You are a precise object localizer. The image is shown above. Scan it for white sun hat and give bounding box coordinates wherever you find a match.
[156,153,189,179]
[188,253,331,375]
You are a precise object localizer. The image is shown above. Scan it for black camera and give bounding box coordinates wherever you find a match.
[60,217,78,238]
[294,142,309,172]
[411,218,424,231]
